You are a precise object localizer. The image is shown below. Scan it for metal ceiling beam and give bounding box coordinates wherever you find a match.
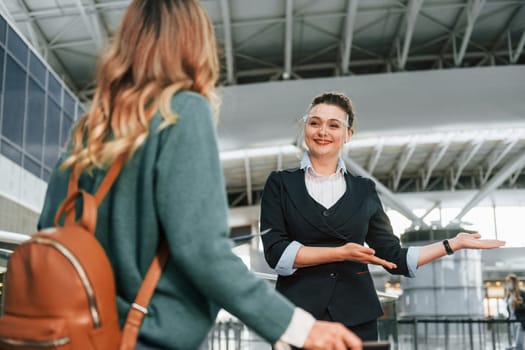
[340,0,359,75]
[481,138,518,184]
[485,3,525,64]
[398,0,424,70]
[508,165,525,186]
[11,1,129,21]
[451,147,525,224]
[392,140,417,191]
[421,138,451,190]
[489,3,524,50]
[12,1,490,24]
[85,0,108,46]
[432,4,511,68]
[510,27,525,63]
[11,1,520,24]
[0,2,15,22]
[11,0,42,52]
[24,17,41,53]
[283,0,293,79]
[343,155,423,225]
[450,138,483,189]
[298,43,339,65]
[419,200,441,222]
[244,157,253,205]
[233,48,512,78]
[389,6,407,69]
[219,0,235,84]
[49,38,94,50]
[48,16,80,47]
[354,12,391,37]
[299,19,340,42]
[367,140,384,174]
[436,5,466,67]
[72,0,106,52]
[236,22,280,51]
[352,44,385,60]
[454,0,485,66]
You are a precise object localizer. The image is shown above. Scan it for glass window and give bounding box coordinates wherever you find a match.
[0,16,6,45]
[23,155,41,178]
[63,92,75,118]
[60,114,72,149]
[0,46,4,93]
[47,73,61,104]
[7,27,27,65]
[26,78,46,161]
[2,56,27,147]
[42,168,51,182]
[76,103,86,120]
[44,98,61,168]
[29,52,46,87]
[1,139,22,165]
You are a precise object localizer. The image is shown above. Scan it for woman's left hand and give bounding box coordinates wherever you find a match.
[449,232,505,251]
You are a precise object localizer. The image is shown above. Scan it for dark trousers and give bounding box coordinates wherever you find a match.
[135,338,208,350]
[291,309,378,349]
[322,308,378,341]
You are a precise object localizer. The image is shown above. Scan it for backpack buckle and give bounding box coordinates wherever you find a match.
[131,303,148,315]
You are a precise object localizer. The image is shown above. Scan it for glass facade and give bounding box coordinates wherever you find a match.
[0,14,85,182]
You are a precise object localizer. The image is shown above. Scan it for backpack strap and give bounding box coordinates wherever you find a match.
[54,153,169,348]
[54,190,97,232]
[120,240,169,349]
[57,154,128,228]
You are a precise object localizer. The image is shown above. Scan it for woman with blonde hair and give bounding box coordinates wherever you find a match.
[505,274,525,350]
[37,1,361,349]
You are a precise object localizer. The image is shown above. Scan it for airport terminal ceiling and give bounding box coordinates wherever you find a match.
[1,0,525,220]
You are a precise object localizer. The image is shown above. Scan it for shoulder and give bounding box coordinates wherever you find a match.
[264,168,301,188]
[267,167,301,178]
[170,91,213,122]
[270,167,301,181]
[155,91,215,137]
[346,172,375,188]
[154,91,217,149]
[283,167,301,174]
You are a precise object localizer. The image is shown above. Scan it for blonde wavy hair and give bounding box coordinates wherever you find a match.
[62,0,219,176]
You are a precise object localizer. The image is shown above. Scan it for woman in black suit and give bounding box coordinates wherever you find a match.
[260,91,505,342]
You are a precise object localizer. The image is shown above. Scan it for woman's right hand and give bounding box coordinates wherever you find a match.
[303,320,362,350]
[337,243,397,269]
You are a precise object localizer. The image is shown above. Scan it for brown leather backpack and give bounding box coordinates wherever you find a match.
[0,156,168,349]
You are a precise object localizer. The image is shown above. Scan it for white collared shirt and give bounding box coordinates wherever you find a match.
[300,152,347,209]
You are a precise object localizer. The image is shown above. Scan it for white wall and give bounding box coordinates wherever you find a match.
[0,155,46,234]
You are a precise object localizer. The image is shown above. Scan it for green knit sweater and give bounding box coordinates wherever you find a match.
[38,91,295,349]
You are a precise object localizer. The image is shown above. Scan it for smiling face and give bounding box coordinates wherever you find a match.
[303,103,353,160]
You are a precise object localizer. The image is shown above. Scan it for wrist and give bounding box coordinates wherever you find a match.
[443,239,454,255]
[334,246,345,262]
[448,238,460,252]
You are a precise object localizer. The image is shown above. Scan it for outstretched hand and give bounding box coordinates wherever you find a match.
[304,320,362,350]
[338,243,397,270]
[450,232,505,251]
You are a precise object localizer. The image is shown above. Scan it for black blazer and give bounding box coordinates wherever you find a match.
[260,168,410,326]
